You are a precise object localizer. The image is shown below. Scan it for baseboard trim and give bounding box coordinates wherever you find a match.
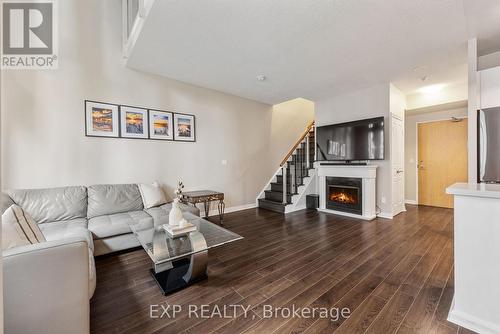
[318,208,376,221]
[202,203,397,219]
[448,304,500,334]
[377,212,393,219]
[202,203,257,218]
[405,199,418,205]
[284,204,307,214]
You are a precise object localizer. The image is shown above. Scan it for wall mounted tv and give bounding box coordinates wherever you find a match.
[316,117,385,161]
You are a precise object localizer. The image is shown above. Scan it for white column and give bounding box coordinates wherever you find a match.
[467,38,478,183]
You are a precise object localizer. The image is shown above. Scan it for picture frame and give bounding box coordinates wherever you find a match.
[173,113,196,142]
[120,105,149,139]
[85,100,120,138]
[148,110,174,141]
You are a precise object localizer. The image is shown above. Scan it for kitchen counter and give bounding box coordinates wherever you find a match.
[446,182,500,198]
[446,182,500,334]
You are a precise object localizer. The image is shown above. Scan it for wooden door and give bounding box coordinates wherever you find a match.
[392,116,405,216]
[418,119,468,208]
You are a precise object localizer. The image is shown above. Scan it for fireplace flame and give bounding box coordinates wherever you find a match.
[330,192,356,204]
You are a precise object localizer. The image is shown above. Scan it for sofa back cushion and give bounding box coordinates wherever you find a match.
[6,186,88,224]
[138,182,167,209]
[2,204,46,250]
[87,184,143,218]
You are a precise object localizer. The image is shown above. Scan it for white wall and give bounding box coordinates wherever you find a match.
[0,0,314,210]
[315,83,393,216]
[478,51,500,71]
[270,98,315,161]
[406,81,468,110]
[404,106,468,202]
[390,84,406,120]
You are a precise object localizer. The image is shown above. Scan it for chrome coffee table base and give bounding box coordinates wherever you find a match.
[151,232,209,296]
[150,255,208,296]
[131,213,243,296]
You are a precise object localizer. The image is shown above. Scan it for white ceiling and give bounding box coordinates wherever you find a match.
[127,0,500,105]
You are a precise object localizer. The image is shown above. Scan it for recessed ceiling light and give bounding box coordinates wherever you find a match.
[257,75,266,81]
[418,84,446,94]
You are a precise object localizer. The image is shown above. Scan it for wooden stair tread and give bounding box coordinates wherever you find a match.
[258,198,287,213]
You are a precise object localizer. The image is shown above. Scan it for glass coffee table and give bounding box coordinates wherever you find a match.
[131,212,243,295]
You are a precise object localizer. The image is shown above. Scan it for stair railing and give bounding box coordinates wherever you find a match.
[280,121,315,204]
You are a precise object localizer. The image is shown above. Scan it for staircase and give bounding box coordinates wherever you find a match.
[257,122,316,213]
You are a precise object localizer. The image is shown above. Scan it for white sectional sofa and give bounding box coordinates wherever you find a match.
[1,183,200,334]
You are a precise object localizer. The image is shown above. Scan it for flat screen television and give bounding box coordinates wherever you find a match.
[316,117,385,161]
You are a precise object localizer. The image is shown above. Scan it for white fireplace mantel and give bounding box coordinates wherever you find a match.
[316,164,378,220]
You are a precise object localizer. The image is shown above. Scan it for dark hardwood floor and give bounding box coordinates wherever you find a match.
[90,205,474,334]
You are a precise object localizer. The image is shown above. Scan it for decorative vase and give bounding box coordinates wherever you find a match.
[169,198,184,226]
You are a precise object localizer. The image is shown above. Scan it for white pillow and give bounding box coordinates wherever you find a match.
[138,182,167,209]
[2,204,46,250]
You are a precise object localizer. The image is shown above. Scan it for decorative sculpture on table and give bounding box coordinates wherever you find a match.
[164,181,197,236]
[169,181,185,226]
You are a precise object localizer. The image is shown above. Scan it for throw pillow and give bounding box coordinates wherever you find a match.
[2,204,46,250]
[138,182,167,209]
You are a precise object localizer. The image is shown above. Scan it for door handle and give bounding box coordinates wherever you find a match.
[396,170,403,174]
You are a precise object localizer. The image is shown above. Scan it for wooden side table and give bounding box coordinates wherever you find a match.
[182,190,225,224]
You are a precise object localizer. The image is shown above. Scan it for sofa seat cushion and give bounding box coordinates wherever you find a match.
[93,234,141,256]
[88,211,153,239]
[39,218,94,253]
[145,202,200,225]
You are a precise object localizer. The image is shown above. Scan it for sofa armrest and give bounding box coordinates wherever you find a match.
[3,237,90,334]
[1,191,14,215]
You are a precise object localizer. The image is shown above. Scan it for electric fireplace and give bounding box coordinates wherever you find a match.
[326,177,362,214]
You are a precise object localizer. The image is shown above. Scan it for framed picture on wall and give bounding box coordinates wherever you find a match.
[148,110,173,140]
[120,106,149,139]
[173,113,196,142]
[85,100,120,138]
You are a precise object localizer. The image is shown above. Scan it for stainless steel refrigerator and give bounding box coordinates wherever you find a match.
[478,107,500,183]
